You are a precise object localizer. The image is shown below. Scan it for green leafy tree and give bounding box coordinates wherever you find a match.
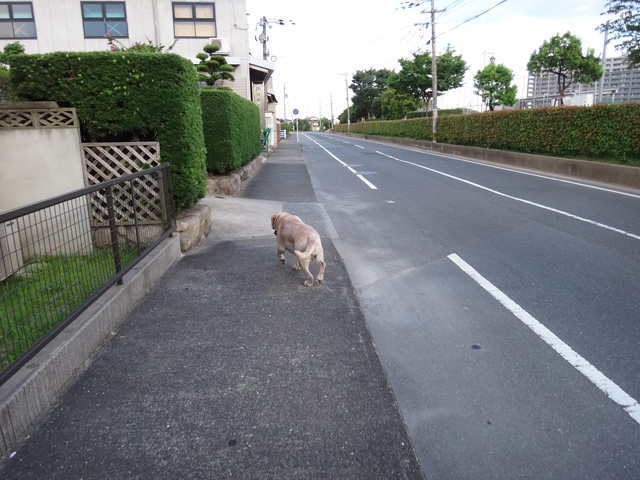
[392,47,467,112]
[0,42,25,102]
[350,68,393,119]
[599,0,640,68]
[338,106,357,125]
[294,118,311,131]
[196,43,235,87]
[473,62,518,111]
[281,121,293,134]
[380,88,417,119]
[527,32,603,105]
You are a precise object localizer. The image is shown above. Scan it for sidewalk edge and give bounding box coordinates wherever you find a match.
[0,235,182,456]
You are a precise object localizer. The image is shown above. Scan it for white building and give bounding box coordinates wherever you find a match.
[522,56,640,108]
[0,0,278,135]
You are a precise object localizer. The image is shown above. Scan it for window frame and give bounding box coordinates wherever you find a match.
[80,1,128,39]
[0,2,37,40]
[172,2,216,39]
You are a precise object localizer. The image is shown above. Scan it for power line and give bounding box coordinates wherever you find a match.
[437,0,508,38]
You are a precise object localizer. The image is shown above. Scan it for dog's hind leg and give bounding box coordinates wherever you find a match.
[314,253,326,285]
[298,258,314,287]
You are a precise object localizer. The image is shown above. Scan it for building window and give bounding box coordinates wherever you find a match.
[173,2,215,38]
[0,2,36,39]
[81,1,127,38]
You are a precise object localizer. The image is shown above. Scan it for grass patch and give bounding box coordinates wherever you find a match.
[0,246,139,369]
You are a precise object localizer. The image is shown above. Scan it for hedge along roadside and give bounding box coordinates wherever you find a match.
[200,87,261,174]
[8,51,207,211]
[335,104,640,166]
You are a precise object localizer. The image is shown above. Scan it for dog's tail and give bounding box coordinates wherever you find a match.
[294,240,316,260]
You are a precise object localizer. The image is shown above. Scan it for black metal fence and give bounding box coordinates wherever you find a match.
[0,164,176,385]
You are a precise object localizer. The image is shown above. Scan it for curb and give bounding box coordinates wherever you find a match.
[0,235,182,456]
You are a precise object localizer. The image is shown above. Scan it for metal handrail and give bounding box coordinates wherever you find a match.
[0,164,176,385]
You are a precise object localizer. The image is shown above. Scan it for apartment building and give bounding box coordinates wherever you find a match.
[524,56,640,108]
[0,0,278,131]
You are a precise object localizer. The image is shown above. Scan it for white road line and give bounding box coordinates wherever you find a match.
[305,135,377,190]
[377,151,640,241]
[355,144,365,149]
[356,175,378,189]
[448,253,640,426]
[330,134,640,199]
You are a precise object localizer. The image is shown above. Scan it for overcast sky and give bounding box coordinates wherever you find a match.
[244,0,620,120]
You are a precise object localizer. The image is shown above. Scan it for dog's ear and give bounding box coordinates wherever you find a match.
[271,213,279,230]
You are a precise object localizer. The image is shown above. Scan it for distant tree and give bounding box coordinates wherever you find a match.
[599,0,640,68]
[473,62,518,111]
[281,121,293,134]
[527,32,603,105]
[196,43,235,86]
[392,47,467,112]
[380,88,417,119]
[350,68,393,119]
[294,118,311,131]
[338,106,357,125]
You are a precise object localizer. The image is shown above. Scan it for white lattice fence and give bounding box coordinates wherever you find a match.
[0,108,77,129]
[81,143,162,226]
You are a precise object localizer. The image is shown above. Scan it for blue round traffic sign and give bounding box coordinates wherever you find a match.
[293,109,299,115]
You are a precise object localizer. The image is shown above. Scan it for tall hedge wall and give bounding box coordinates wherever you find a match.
[201,87,261,174]
[8,51,207,210]
[335,104,640,165]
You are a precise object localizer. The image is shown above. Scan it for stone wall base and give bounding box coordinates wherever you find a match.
[175,154,266,252]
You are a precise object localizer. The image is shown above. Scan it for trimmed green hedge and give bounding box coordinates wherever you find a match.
[200,87,261,174]
[335,104,640,165]
[9,51,207,210]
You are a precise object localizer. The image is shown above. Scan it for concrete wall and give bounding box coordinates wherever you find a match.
[0,106,91,264]
[0,127,86,211]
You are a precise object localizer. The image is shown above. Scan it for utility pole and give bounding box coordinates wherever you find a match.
[430,0,437,142]
[257,17,295,61]
[599,21,609,103]
[259,16,268,60]
[330,92,334,131]
[343,74,351,133]
[283,82,287,122]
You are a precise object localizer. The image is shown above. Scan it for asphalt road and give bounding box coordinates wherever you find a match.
[299,132,640,479]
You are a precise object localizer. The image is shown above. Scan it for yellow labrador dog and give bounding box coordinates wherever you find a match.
[271,212,326,287]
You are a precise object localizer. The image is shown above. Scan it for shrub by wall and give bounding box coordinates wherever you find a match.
[200,87,261,174]
[9,51,207,210]
[335,104,640,165]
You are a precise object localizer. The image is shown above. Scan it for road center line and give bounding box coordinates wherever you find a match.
[305,135,377,190]
[377,151,640,241]
[448,253,640,426]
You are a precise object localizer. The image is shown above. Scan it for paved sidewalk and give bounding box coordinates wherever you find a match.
[0,138,425,479]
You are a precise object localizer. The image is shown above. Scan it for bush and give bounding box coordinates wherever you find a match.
[201,87,261,174]
[281,122,293,134]
[8,51,207,210]
[334,104,640,165]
